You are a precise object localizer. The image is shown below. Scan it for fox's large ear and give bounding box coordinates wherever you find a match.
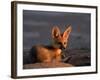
[52,26,61,38]
[63,25,72,39]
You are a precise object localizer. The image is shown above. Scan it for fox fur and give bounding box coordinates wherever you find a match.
[30,25,72,63]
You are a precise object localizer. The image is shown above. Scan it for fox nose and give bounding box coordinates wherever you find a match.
[62,46,66,49]
[60,45,66,49]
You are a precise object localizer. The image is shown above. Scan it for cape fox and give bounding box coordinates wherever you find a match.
[30,25,72,63]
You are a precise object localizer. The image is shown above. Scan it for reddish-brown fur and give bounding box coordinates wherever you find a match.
[30,25,72,63]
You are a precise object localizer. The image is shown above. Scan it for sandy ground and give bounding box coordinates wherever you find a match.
[23,62,73,69]
[23,49,90,69]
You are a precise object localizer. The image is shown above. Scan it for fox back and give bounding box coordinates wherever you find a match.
[30,25,72,63]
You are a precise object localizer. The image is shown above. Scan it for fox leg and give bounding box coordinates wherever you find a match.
[37,52,52,63]
[55,55,62,63]
[42,58,51,63]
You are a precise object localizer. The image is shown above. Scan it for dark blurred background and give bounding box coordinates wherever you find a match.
[23,10,91,66]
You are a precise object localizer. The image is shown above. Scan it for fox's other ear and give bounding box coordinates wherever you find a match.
[63,25,72,39]
[52,26,61,38]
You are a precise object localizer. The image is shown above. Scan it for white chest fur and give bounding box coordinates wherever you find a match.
[57,49,61,53]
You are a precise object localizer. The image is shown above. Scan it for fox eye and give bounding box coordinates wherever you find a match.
[57,42,62,45]
[64,42,67,45]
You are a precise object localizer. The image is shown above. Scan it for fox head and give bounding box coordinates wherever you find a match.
[52,25,72,49]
